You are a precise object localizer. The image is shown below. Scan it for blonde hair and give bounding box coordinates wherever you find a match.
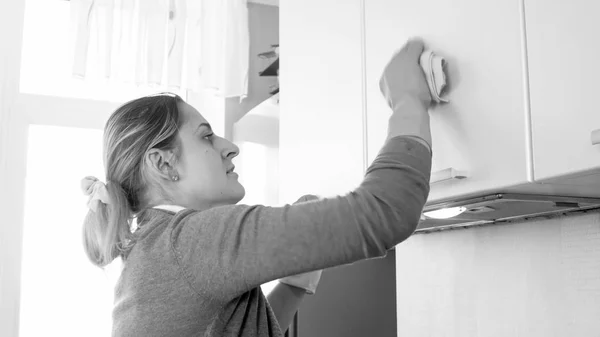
[83,93,184,267]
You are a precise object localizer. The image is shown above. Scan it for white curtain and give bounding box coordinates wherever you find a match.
[71,0,249,98]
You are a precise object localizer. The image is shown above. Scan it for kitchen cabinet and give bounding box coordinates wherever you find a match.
[524,0,600,184]
[364,0,531,203]
[278,0,365,201]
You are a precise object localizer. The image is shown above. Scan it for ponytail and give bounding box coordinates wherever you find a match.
[82,93,183,268]
[82,181,134,268]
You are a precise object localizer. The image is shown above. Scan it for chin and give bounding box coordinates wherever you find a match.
[230,183,245,204]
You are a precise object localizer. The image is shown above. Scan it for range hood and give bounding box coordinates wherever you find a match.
[417,193,600,233]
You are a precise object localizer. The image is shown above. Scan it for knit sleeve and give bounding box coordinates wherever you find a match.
[170,136,431,301]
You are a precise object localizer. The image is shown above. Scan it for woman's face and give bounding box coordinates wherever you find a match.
[172,102,245,209]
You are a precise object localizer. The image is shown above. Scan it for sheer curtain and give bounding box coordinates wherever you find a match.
[71,0,249,98]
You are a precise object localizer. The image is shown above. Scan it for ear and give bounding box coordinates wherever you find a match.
[146,148,178,181]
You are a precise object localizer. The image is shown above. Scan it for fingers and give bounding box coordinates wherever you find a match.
[384,38,425,74]
[404,38,425,60]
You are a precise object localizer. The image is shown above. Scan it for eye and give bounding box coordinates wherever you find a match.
[203,133,215,141]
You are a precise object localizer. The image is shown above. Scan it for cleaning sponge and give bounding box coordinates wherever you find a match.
[420,50,449,103]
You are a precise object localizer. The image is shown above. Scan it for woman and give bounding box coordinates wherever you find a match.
[81,39,433,336]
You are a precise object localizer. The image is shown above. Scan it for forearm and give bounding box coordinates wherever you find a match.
[387,97,432,149]
[266,283,306,332]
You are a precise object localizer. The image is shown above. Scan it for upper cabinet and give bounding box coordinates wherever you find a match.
[280,0,600,206]
[524,0,600,184]
[278,0,365,202]
[364,0,530,203]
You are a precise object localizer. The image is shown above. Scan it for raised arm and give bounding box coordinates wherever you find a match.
[170,39,434,302]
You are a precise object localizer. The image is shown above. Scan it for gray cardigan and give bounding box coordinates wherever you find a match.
[111,136,432,336]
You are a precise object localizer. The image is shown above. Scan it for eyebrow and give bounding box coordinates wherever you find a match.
[196,123,212,133]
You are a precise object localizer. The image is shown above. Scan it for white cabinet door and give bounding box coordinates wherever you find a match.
[364,0,530,203]
[525,0,600,182]
[279,0,365,202]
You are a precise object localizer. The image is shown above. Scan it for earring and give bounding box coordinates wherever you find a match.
[171,174,179,181]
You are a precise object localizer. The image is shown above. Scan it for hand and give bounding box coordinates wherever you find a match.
[379,38,432,111]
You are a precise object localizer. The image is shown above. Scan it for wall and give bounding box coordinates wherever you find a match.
[225,3,279,140]
[297,251,397,337]
[395,211,600,336]
[233,111,280,206]
[0,0,27,336]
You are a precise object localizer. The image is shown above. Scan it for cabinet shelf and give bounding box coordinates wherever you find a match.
[259,58,279,77]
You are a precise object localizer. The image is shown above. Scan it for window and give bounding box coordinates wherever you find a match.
[20,0,184,102]
[18,125,119,336]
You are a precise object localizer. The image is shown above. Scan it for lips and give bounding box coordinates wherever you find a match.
[226,166,235,174]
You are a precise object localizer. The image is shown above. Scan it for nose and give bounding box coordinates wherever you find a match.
[216,136,240,159]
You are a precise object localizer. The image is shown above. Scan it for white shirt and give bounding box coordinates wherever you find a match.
[153,204,186,213]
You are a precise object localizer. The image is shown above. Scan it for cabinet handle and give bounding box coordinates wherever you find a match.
[430,167,468,185]
[592,129,600,145]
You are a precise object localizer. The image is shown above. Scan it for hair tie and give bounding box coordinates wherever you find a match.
[81,176,112,212]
